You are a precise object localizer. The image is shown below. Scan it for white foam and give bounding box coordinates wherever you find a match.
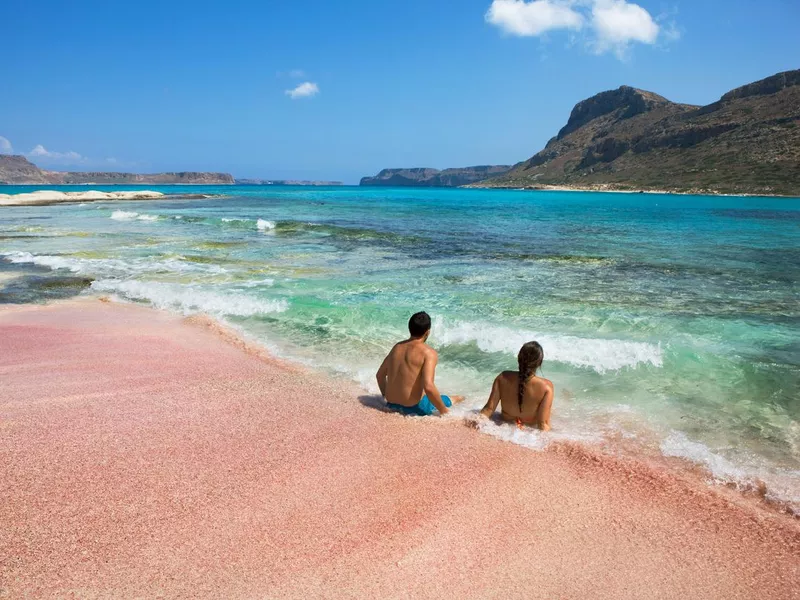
[473,418,555,450]
[91,279,288,317]
[110,210,159,222]
[433,318,662,373]
[0,190,164,206]
[239,278,276,288]
[1,251,225,277]
[661,432,751,484]
[219,217,274,231]
[3,251,85,273]
[257,219,276,231]
[111,210,139,221]
[659,431,800,512]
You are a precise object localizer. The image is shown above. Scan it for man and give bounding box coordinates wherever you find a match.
[376,311,463,416]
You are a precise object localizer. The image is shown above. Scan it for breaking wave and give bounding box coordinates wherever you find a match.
[661,431,800,514]
[433,318,663,373]
[1,251,226,277]
[91,279,289,317]
[111,210,160,222]
[257,219,276,231]
[172,215,415,243]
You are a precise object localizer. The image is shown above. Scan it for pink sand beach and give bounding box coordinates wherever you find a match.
[1,300,798,599]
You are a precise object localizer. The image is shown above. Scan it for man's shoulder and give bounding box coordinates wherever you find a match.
[424,344,438,358]
[389,340,410,353]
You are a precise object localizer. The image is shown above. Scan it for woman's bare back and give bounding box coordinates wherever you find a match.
[481,371,553,430]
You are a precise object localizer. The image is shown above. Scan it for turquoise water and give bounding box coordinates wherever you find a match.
[1,185,799,509]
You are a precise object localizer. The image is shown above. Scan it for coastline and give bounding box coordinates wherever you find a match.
[3,184,798,201]
[1,298,798,598]
[463,182,800,198]
[0,190,215,207]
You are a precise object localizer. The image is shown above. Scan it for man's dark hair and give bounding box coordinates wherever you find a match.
[408,311,431,338]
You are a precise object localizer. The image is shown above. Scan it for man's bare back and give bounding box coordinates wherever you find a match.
[376,312,463,416]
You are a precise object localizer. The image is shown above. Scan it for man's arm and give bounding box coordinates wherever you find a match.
[376,353,390,398]
[421,350,449,415]
[480,376,502,418]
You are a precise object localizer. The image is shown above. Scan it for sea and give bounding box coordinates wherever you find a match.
[1,185,798,512]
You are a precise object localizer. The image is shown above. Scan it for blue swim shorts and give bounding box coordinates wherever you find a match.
[386,395,452,416]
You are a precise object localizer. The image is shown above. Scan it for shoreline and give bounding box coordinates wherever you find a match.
[0,189,216,206]
[4,290,800,518]
[3,184,800,200]
[1,298,798,598]
[463,182,800,198]
[113,302,800,519]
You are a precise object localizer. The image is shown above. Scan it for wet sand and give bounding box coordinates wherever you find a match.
[1,300,798,599]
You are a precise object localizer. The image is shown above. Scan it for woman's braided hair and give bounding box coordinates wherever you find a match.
[517,342,544,412]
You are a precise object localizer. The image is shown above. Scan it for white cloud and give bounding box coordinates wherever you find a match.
[27,144,87,164]
[486,0,669,58]
[486,0,584,36]
[3,139,125,168]
[660,20,681,43]
[591,0,660,56]
[285,81,320,100]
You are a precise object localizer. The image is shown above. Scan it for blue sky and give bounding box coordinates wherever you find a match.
[1,0,798,182]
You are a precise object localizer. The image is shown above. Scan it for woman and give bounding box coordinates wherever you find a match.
[479,341,554,430]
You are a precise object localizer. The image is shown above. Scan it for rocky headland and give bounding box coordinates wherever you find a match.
[360,165,511,187]
[0,155,235,185]
[477,69,800,196]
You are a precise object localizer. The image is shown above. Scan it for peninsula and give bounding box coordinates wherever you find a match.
[0,155,235,185]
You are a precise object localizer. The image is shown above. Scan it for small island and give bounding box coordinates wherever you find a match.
[360,165,511,187]
[235,178,345,186]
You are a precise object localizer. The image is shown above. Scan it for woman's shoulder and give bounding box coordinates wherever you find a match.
[526,375,554,390]
[538,377,555,390]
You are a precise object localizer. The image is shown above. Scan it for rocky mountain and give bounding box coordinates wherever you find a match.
[0,155,235,185]
[481,69,800,196]
[0,155,50,184]
[361,165,511,187]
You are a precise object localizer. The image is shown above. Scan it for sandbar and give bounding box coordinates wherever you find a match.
[0,190,168,206]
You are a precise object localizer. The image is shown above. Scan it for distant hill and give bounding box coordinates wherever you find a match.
[360,165,511,187]
[479,69,800,196]
[0,155,235,185]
